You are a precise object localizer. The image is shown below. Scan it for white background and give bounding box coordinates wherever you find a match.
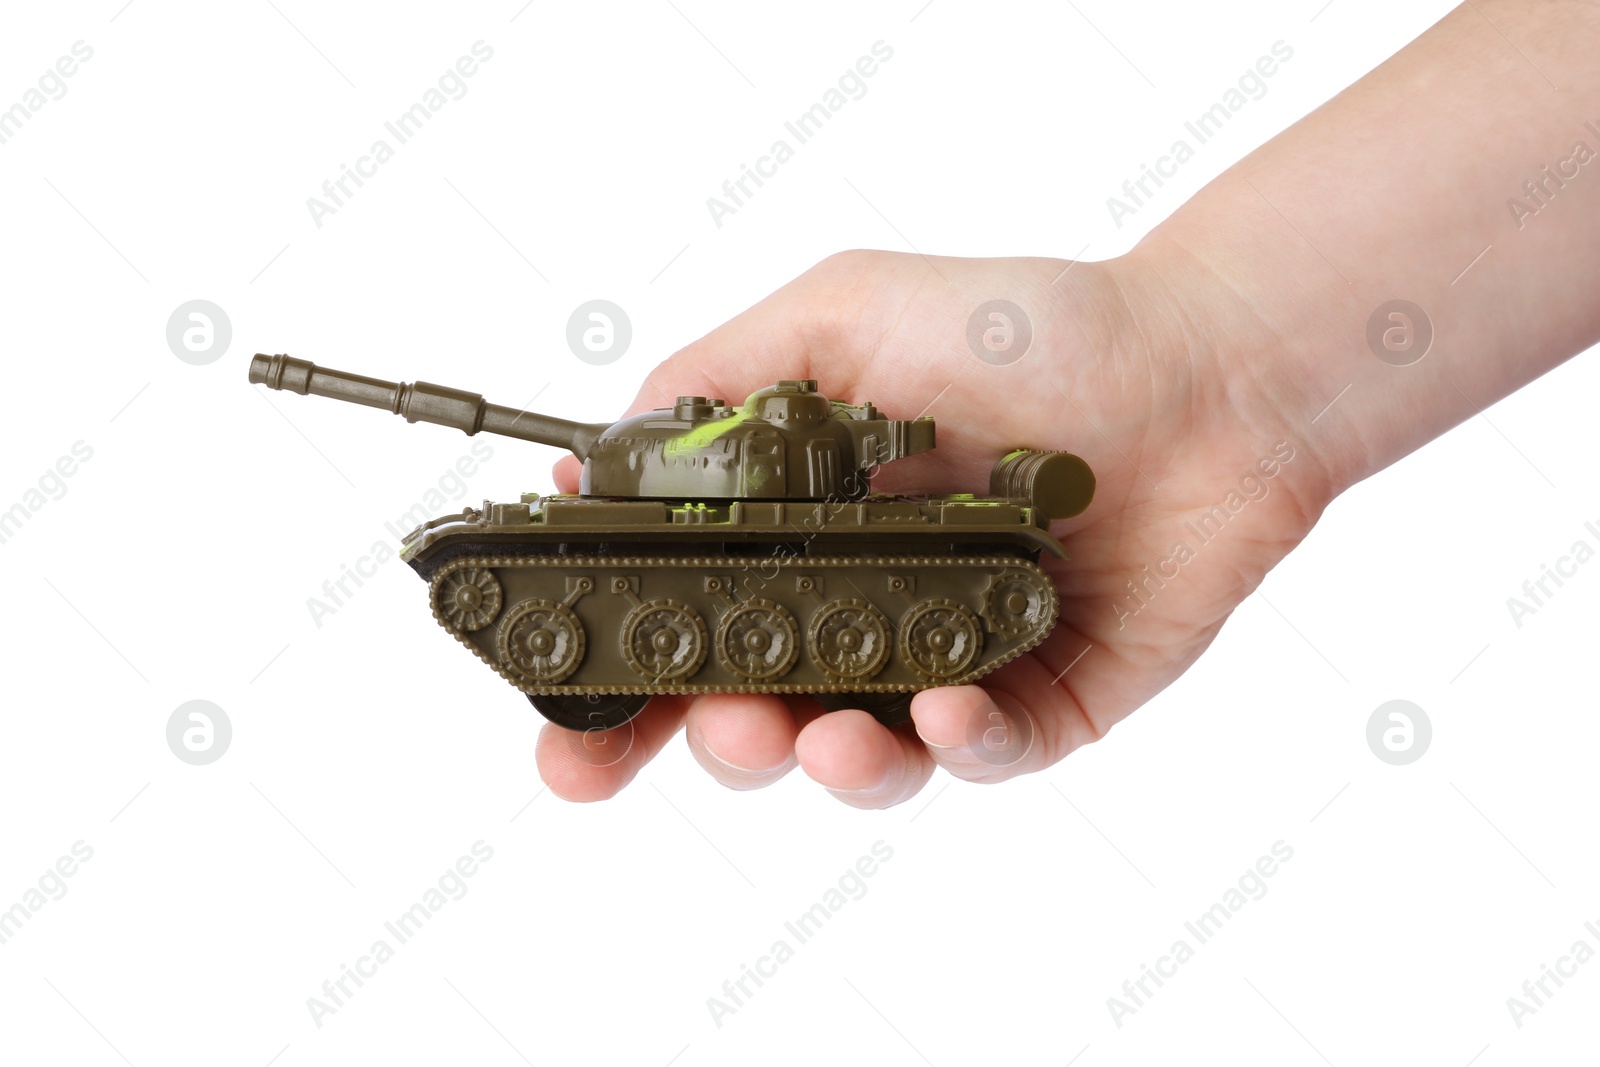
[1,1,1596,1064]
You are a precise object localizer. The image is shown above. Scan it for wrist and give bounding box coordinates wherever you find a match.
[1115,0,1600,517]
[1102,229,1350,522]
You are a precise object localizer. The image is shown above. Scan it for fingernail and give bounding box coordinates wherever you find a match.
[913,725,961,751]
[694,721,792,776]
[824,762,899,800]
[702,745,783,776]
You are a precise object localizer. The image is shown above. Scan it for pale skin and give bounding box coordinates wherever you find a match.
[540,0,1600,806]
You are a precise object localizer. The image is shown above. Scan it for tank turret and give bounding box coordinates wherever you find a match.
[249,353,1095,731]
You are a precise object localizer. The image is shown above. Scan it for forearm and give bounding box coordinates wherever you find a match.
[1132,0,1600,501]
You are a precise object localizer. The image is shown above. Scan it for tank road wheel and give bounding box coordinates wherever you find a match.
[813,691,915,727]
[900,598,983,681]
[498,599,585,684]
[434,567,503,632]
[527,692,649,731]
[982,569,1055,640]
[716,598,800,683]
[807,598,891,683]
[622,598,708,683]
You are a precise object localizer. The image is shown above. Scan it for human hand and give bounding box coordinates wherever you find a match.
[535,0,1600,805]
[536,247,1338,806]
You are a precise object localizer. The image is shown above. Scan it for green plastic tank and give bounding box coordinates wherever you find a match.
[250,354,1094,730]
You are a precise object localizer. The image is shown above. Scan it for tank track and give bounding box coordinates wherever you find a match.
[426,553,1059,698]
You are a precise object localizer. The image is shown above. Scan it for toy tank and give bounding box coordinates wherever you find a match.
[250,355,1094,730]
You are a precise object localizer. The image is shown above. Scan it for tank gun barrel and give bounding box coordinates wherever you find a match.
[249,354,608,460]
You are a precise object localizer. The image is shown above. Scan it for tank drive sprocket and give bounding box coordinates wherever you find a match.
[433,566,503,633]
[981,568,1056,640]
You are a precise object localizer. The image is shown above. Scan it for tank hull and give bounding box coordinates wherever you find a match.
[403,494,1065,725]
